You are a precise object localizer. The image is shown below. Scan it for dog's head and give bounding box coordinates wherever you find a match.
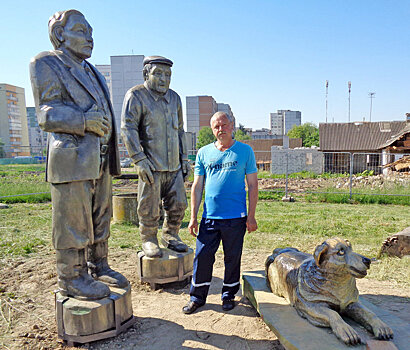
[313,238,371,278]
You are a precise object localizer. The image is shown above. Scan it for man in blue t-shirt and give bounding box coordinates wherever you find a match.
[183,111,258,314]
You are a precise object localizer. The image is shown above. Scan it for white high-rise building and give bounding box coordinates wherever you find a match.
[96,55,145,158]
[0,84,30,157]
[96,55,145,131]
[270,110,301,135]
[95,64,111,94]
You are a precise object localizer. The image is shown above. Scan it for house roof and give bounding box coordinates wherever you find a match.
[319,121,407,151]
[377,124,410,149]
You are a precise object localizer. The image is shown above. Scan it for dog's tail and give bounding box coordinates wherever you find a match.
[265,247,300,278]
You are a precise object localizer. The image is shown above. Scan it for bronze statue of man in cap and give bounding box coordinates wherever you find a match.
[29,9,129,300]
[121,56,190,258]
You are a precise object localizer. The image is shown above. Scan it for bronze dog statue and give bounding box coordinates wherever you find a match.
[265,238,393,345]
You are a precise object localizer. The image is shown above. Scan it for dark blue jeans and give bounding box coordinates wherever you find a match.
[190,217,247,305]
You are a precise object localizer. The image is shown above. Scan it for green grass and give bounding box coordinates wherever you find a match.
[0,203,51,257]
[306,186,410,205]
[0,163,50,203]
[1,200,409,286]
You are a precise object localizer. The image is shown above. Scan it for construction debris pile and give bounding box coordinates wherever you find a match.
[383,155,410,173]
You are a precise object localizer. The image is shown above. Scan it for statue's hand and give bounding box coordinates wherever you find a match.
[182,160,191,181]
[85,106,109,137]
[135,158,155,185]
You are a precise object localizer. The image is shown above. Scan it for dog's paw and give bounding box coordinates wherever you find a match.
[333,323,363,345]
[372,320,394,340]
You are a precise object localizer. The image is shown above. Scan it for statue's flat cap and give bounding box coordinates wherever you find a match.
[143,56,173,67]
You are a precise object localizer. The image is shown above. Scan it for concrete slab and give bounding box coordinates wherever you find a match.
[242,270,408,350]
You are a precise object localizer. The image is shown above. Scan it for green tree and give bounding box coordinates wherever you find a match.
[196,127,216,149]
[238,123,247,133]
[234,129,251,140]
[0,138,5,158]
[287,123,319,147]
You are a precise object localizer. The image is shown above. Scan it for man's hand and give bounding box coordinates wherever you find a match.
[182,160,191,180]
[188,218,199,237]
[135,158,155,185]
[246,215,258,232]
[85,106,109,137]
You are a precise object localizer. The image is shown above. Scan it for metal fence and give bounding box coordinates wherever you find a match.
[1,147,409,201]
[0,145,47,164]
[267,151,410,199]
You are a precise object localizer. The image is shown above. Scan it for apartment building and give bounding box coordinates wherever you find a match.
[186,96,235,135]
[270,110,301,135]
[0,84,30,157]
[96,55,145,158]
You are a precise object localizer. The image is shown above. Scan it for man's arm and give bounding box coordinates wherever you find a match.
[246,172,258,232]
[188,174,204,237]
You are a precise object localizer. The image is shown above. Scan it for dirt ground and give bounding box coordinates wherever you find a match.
[0,249,409,350]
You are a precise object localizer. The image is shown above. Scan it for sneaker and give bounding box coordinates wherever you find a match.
[222,299,235,311]
[182,300,203,314]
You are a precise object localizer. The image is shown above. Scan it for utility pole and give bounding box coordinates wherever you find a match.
[325,80,329,123]
[368,92,375,122]
[348,81,351,122]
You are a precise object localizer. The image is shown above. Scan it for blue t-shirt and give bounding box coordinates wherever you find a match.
[194,141,257,219]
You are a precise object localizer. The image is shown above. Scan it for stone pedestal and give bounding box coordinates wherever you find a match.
[242,270,408,350]
[137,248,194,290]
[55,285,134,346]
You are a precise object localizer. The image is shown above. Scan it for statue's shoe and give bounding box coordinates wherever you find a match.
[161,237,188,252]
[142,241,163,258]
[58,272,110,300]
[89,260,129,288]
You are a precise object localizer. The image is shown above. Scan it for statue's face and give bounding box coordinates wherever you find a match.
[146,64,171,94]
[60,14,93,61]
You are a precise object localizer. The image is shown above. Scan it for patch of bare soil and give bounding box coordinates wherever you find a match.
[0,250,408,350]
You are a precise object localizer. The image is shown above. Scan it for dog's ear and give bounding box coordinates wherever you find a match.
[314,242,328,266]
[344,239,351,247]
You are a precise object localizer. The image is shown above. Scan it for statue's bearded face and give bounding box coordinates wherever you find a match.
[60,14,93,61]
[146,64,171,95]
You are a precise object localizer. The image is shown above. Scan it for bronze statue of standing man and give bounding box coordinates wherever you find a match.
[30,10,129,300]
[121,56,190,258]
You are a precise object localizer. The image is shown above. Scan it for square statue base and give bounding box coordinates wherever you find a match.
[55,285,134,346]
[137,248,194,290]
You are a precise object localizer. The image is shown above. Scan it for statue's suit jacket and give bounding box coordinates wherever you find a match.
[30,50,120,184]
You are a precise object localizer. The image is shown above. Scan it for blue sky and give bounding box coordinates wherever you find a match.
[1,0,410,129]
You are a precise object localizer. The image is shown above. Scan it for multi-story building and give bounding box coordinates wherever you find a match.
[186,96,235,137]
[96,55,145,158]
[217,103,235,125]
[251,128,282,140]
[270,110,301,135]
[0,84,30,157]
[26,107,47,156]
[186,96,218,134]
[95,64,112,94]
